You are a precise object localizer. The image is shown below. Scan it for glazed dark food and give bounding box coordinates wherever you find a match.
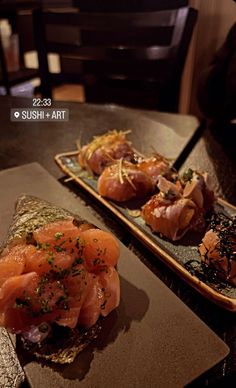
[97,159,155,202]
[0,196,120,363]
[199,213,236,286]
[78,130,135,175]
[142,169,215,241]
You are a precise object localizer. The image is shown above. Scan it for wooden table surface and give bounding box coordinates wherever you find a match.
[0,96,236,387]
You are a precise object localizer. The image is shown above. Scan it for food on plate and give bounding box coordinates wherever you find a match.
[96,152,176,203]
[138,154,175,185]
[97,159,155,202]
[78,130,135,175]
[141,166,216,241]
[77,132,216,242]
[0,195,120,363]
[199,213,236,285]
[182,168,215,212]
[142,176,197,241]
[181,168,215,232]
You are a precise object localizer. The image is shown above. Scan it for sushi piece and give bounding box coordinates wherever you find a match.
[78,130,135,175]
[142,167,216,242]
[142,176,196,241]
[97,159,154,202]
[181,169,215,232]
[199,213,236,285]
[0,195,120,363]
[138,154,175,185]
[97,153,178,203]
[182,168,215,211]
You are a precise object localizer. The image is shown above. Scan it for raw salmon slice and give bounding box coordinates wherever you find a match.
[24,248,75,276]
[0,219,120,334]
[33,219,92,257]
[98,266,120,317]
[0,244,31,286]
[79,228,120,270]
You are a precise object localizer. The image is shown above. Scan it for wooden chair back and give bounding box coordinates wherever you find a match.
[34,5,197,111]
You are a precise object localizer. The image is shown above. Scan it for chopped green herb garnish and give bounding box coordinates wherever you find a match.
[182,168,193,182]
[36,242,51,251]
[47,255,54,266]
[54,245,66,252]
[54,232,64,241]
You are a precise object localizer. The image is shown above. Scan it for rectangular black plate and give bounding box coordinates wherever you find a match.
[0,163,229,388]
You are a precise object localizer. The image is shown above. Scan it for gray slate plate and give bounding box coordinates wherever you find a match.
[0,163,229,388]
[55,151,236,311]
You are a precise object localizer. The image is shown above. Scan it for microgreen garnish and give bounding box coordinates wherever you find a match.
[182,168,193,182]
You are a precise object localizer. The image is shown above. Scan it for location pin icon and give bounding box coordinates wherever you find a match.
[14,111,20,119]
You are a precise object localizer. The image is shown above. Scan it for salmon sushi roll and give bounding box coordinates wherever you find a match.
[97,159,155,202]
[78,130,135,175]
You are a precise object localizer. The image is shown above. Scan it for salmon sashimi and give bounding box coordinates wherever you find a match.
[142,176,197,241]
[97,159,154,202]
[79,228,120,270]
[78,266,120,326]
[0,196,121,357]
[0,244,30,286]
[78,130,135,175]
[199,213,236,285]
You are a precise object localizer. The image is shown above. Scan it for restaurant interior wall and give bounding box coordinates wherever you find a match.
[180,0,236,115]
